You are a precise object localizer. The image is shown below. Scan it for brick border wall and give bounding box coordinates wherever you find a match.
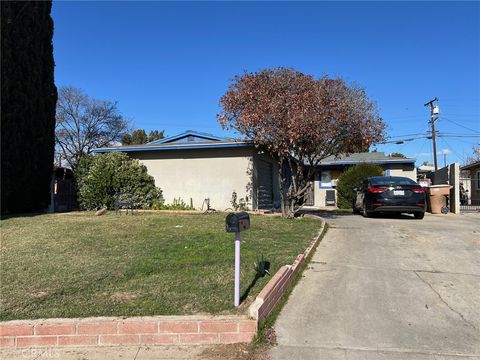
[249,216,325,321]
[0,216,324,349]
[0,315,256,348]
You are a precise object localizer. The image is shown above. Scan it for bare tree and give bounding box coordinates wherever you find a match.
[465,145,480,165]
[55,86,129,169]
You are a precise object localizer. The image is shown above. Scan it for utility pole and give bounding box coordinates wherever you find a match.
[424,97,439,170]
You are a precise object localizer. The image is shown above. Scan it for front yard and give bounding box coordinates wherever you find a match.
[0,211,320,320]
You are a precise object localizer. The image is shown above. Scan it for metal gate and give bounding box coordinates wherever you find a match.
[460,199,480,212]
[460,177,480,212]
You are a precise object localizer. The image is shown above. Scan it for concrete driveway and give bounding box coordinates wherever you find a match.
[270,213,480,360]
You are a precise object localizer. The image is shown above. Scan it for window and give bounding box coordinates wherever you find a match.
[320,171,332,188]
[477,170,480,190]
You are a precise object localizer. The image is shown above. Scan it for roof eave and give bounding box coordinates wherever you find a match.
[92,141,253,153]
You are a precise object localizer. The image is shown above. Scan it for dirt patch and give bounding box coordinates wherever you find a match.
[30,290,49,299]
[110,292,138,302]
[200,344,251,359]
[199,326,277,360]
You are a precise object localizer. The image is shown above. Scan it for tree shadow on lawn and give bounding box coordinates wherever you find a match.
[0,211,51,220]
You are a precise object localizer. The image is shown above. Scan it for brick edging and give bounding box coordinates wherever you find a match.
[0,315,256,348]
[248,216,325,321]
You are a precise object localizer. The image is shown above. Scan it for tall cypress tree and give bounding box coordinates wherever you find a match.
[1,1,57,214]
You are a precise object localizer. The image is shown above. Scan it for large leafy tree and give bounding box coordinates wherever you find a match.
[55,86,129,169]
[218,67,385,217]
[389,152,407,158]
[122,129,165,145]
[1,1,57,214]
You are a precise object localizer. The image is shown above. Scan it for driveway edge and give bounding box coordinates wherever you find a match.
[249,216,326,321]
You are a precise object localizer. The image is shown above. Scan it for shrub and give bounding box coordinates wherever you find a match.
[230,191,248,211]
[336,164,384,209]
[151,197,194,210]
[76,152,163,210]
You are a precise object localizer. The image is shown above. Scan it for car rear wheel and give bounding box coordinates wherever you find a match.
[414,212,425,220]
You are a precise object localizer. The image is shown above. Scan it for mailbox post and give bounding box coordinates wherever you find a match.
[225,212,250,307]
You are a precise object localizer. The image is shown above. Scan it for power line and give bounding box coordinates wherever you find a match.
[387,132,430,138]
[439,136,465,163]
[442,116,480,134]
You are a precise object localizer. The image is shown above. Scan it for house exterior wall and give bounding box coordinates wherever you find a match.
[384,163,417,180]
[130,148,255,210]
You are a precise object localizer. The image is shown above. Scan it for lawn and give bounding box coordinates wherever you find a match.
[0,211,320,320]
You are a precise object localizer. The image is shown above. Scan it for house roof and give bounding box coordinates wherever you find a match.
[93,130,252,153]
[461,160,480,171]
[318,152,415,166]
[148,130,227,144]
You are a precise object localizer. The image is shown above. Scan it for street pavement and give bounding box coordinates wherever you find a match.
[270,212,480,360]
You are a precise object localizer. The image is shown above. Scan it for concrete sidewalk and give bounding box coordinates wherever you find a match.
[270,213,480,360]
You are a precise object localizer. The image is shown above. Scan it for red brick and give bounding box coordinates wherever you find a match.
[0,337,15,347]
[58,335,97,346]
[140,334,178,345]
[239,321,256,333]
[219,332,254,343]
[0,324,33,336]
[35,324,76,335]
[16,336,57,347]
[179,333,218,344]
[118,321,157,334]
[159,321,198,333]
[258,267,289,300]
[199,321,237,333]
[77,322,117,335]
[99,334,139,345]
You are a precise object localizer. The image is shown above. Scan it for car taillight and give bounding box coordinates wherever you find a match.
[368,187,387,193]
[411,187,425,193]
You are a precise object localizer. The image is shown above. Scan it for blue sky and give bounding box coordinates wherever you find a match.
[52,1,479,165]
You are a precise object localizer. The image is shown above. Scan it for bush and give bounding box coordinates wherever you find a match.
[151,197,194,210]
[230,191,247,211]
[76,152,163,210]
[336,164,384,209]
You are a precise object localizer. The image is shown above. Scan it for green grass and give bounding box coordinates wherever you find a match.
[0,211,320,320]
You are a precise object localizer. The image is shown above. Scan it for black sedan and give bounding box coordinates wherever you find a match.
[353,176,427,219]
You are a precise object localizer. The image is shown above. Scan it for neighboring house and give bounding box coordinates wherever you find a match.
[310,152,417,207]
[460,160,480,204]
[93,130,280,211]
[93,131,416,210]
